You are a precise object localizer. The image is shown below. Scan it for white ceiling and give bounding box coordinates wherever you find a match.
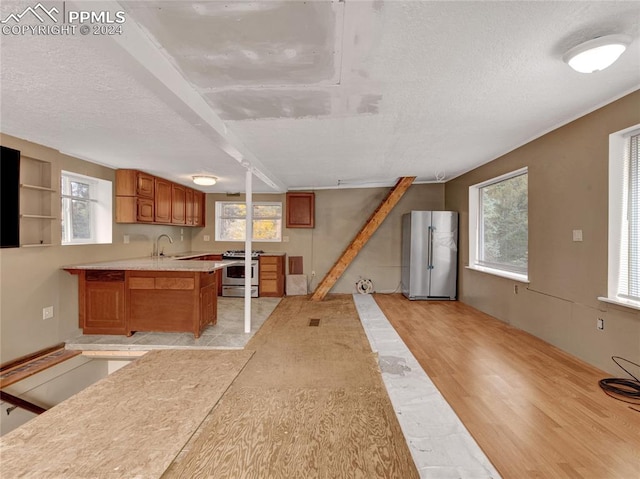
[1,0,639,193]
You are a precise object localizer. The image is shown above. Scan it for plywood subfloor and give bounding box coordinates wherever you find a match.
[164,294,418,478]
[374,294,640,479]
[0,349,253,478]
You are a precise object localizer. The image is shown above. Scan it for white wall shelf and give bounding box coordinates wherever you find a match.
[20,155,57,247]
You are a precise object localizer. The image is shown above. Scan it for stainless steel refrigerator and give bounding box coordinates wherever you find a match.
[401,211,458,300]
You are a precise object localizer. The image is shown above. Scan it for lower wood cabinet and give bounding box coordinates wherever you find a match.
[200,254,223,296]
[259,254,286,297]
[67,269,218,338]
[79,270,127,335]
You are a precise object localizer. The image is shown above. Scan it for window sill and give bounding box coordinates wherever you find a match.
[465,265,529,283]
[597,296,640,312]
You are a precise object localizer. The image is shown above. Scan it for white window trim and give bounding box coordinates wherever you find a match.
[61,170,112,246]
[599,124,640,311]
[468,167,529,282]
[215,201,282,242]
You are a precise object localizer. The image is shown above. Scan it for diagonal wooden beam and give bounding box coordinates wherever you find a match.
[310,176,416,301]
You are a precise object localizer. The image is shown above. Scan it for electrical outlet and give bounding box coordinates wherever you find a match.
[123,235,130,244]
[572,229,583,242]
[203,235,211,242]
[311,271,316,277]
[282,236,290,243]
[597,318,604,330]
[42,306,54,320]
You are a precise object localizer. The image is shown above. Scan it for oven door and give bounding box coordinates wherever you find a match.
[223,261,258,286]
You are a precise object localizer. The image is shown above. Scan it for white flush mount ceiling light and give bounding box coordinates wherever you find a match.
[563,34,631,73]
[192,175,217,186]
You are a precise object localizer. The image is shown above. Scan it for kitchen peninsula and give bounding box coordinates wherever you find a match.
[64,255,241,338]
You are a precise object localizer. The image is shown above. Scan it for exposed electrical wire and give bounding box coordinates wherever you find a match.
[598,356,640,412]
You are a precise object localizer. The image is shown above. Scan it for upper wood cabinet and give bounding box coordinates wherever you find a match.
[185,188,194,226]
[136,172,154,198]
[154,178,172,224]
[171,184,186,224]
[286,192,315,228]
[115,169,205,227]
[193,191,205,227]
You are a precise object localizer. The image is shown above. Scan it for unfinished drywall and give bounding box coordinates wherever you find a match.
[444,90,640,374]
[192,183,445,294]
[0,134,193,363]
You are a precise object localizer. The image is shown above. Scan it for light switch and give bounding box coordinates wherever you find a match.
[572,230,583,242]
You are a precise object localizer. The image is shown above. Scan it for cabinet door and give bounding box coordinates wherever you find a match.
[200,283,217,328]
[185,188,194,226]
[193,191,205,226]
[154,178,172,223]
[136,172,155,198]
[286,192,315,228]
[259,255,284,297]
[83,271,127,335]
[171,184,186,224]
[115,169,136,196]
[137,198,154,222]
[209,254,223,295]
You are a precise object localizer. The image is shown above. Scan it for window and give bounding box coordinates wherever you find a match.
[215,201,282,242]
[469,167,528,281]
[603,126,640,309]
[61,171,112,245]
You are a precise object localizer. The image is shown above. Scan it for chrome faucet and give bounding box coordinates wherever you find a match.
[154,234,174,257]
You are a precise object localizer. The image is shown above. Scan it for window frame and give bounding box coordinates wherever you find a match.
[600,125,640,311]
[214,201,283,242]
[60,170,112,246]
[468,167,529,283]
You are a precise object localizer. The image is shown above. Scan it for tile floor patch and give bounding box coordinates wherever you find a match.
[65,297,281,351]
[353,294,501,479]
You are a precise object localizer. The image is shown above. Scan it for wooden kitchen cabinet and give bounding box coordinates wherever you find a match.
[136,197,154,223]
[128,270,217,338]
[116,169,205,227]
[154,178,172,223]
[200,283,217,328]
[198,254,224,295]
[259,254,286,297]
[115,170,156,223]
[185,188,194,225]
[193,191,205,226]
[78,270,127,335]
[66,267,220,338]
[136,172,154,198]
[286,192,315,228]
[171,184,186,224]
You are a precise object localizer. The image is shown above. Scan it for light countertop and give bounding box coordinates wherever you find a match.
[63,257,241,273]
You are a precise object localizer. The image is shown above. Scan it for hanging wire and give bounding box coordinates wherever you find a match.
[598,356,640,412]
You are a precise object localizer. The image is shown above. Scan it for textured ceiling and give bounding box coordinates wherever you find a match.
[1,0,639,192]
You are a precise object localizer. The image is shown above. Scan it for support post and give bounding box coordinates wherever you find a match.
[244,169,253,334]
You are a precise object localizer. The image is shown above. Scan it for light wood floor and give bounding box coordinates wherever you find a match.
[374,294,640,479]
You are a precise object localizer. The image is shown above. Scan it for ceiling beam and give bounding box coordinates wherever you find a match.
[310,176,416,301]
[75,0,286,192]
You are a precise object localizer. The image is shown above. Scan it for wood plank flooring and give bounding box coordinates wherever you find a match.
[374,294,640,479]
[164,295,418,479]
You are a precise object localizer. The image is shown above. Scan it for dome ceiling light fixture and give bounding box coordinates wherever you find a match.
[192,175,217,186]
[563,34,631,73]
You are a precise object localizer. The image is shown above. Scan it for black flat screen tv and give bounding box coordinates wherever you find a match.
[1,146,20,248]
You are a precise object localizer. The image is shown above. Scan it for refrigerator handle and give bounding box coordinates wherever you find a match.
[427,226,434,270]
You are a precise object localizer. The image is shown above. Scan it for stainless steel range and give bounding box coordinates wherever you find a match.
[221,250,263,297]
